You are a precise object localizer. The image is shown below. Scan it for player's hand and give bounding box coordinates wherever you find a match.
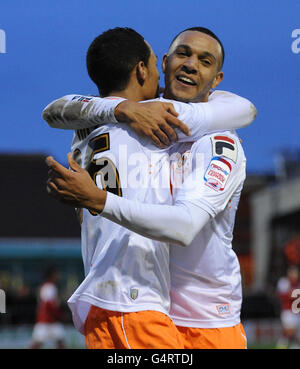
[114,100,191,148]
[46,154,106,213]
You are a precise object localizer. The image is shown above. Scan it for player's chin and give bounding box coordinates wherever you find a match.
[170,88,199,103]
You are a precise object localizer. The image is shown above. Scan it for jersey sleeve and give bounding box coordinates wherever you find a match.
[101,192,210,247]
[174,132,246,216]
[170,90,257,143]
[42,94,126,129]
[42,91,256,136]
[101,132,245,247]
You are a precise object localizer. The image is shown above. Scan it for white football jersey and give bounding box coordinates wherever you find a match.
[68,124,172,334]
[67,94,245,334]
[98,130,246,329]
[169,131,246,328]
[43,92,254,333]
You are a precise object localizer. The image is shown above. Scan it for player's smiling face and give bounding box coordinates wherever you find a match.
[162,31,223,102]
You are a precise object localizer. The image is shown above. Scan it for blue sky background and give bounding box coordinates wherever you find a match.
[0,0,299,173]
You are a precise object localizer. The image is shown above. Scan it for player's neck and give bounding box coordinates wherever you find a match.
[106,87,144,102]
[163,90,209,103]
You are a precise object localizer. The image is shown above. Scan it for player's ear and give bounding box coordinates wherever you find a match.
[136,61,147,86]
[162,54,168,74]
[212,71,223,89]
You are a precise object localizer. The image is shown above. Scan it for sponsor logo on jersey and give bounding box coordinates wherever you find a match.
[72,95,93,103]
[211,135,237,163]
[130,288,139,300]
[204,156,232,192]
[216,303,231,315]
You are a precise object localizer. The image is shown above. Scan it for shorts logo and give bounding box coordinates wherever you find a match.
[216,303,231,315]
[204,157,232,192]
[130,288,139,300]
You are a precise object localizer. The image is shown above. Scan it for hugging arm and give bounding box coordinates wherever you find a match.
[46,132,245,248]
[42,95,126,129]
[42,91,257,146]
[101,193,210,247]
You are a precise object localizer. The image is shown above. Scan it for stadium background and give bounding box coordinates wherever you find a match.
[0,0,300,348]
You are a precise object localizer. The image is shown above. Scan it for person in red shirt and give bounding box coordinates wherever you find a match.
[276,265,300,349]
[29,267,66,349]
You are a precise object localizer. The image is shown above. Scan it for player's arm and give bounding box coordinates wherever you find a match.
[172,90,257,142]
[46,135,245,247]
[100,135,246,246]
[42,92,256,146]
[42,95,126,129]
[42,94,190,148]
[46,153,209,247]
[117,90,257,144]
[101,193,210,247]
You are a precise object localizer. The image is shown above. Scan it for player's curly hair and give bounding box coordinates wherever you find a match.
[169,27,225,70]
[86,27,151,96]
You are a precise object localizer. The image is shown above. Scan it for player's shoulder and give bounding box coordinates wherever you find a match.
[73,122,136,146]
[147,97,201,120]
[191,130,245,163]
[155,97,193,111]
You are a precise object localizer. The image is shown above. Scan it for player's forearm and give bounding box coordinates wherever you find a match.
[113,100,142,123]
[205,90,257,131]
[171,90,257,143]
[42,95,126,129]
[101,192,210,247]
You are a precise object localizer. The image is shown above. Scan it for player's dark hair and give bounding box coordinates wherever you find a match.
[86,27,151,96]
[169,27,225,70]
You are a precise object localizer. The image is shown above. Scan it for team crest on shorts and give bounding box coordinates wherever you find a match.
[130,288,139,300]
